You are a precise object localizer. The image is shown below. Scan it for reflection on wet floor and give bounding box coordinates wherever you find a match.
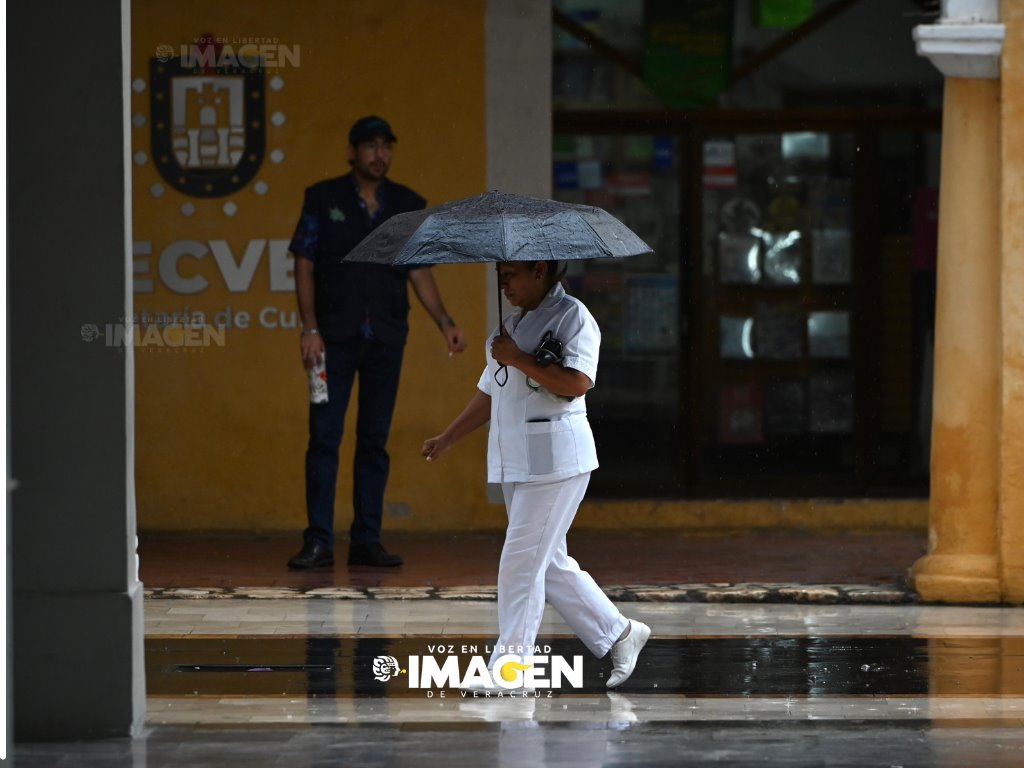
[146,635,1024,697]
[16,601,1024,767]
[18,721,1024,768]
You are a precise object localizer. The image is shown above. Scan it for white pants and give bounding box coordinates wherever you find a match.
[489,472,628,666]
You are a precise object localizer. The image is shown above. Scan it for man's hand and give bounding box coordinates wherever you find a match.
[408,268,468,356]
[490,326,526,368]
[442,322,468,355]
[300,332,325,369]
[294,255,322,368]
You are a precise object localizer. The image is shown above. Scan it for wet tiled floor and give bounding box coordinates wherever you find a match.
[16,599,1024,766]
[15,722,1024,768]
[146,635,1024,697]
[138,531,928,589]
[15,533,1024,765]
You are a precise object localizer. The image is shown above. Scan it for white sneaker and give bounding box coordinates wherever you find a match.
[606,619,651,688]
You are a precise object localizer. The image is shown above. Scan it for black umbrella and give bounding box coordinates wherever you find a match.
[346,189,653,267]
[347,190,652,321]
[346,190,653,383]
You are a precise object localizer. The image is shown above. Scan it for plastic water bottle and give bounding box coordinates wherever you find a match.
[308,354,328,403]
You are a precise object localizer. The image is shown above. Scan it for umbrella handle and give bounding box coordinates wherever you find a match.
[494,262,507,387]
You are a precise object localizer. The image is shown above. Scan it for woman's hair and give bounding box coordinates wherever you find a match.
[534,260,566,286]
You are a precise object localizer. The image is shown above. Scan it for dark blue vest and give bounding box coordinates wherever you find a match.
[302,174,426,346]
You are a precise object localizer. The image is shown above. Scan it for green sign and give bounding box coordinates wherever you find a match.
[643,0,733,109]
[757,0,814,29]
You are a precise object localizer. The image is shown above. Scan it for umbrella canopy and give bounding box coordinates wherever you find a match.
[345,190,653,266]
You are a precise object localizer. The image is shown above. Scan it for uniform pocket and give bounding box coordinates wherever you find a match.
[525,420,576,476]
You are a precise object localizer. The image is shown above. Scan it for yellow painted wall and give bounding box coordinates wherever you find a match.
[1001,0,1024,601]
[578,499,926,531]
[131,0,496,532]
[131,1,930,535]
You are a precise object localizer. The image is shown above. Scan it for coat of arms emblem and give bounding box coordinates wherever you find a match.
[149,51,265,198]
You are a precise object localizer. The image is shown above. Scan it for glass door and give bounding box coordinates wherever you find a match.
[552,117,936,499]
[552,133,683,496]
[692,130,859,492]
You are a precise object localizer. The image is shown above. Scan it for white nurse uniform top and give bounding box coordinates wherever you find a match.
[476,282,600,484]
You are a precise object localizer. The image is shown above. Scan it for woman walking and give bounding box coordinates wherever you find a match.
[422,260,650,689]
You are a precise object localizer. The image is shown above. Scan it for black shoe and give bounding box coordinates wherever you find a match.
[287,540,334,569]
[348,542,403,567]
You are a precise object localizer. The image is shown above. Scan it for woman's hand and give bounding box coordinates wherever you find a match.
[492,326,592,399]
[490,326,526,368]
[423,391,491,464]
[422,434,450,463]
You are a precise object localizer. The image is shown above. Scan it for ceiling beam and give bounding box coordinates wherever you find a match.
[552,8,645,81]
[733,0,865,83]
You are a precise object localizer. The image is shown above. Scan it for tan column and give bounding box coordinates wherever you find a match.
[1000,1,1024,603]
[911,77,1002,603]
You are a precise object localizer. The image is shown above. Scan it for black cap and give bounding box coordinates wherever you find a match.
[349,115,397,146]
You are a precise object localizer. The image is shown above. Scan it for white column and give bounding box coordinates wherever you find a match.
[484,0,553,501]
[486,0,552,198]
[9,0,145,737]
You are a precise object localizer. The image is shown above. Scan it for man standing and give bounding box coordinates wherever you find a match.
[287,115,466,569]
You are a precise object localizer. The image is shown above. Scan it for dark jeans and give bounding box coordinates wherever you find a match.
[304,336,404,548]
